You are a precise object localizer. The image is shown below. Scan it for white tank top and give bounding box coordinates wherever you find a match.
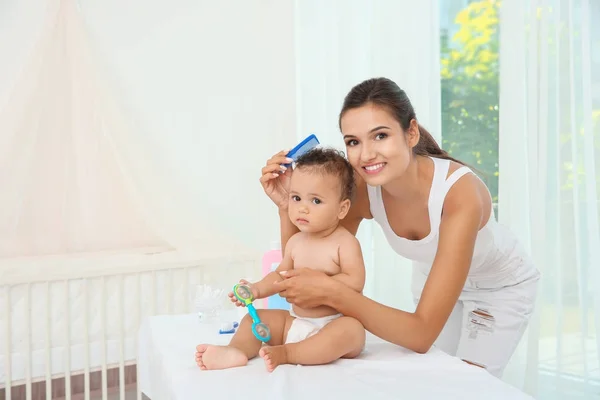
[367,156,534,281]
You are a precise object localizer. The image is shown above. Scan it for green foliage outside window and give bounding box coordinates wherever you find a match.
[441,0,600,202]
[440,0,500,202]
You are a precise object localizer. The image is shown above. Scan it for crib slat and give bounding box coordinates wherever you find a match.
[4,286,12,400]
[167,269,173,314]
[45,282,52,400]
[184,268,190,313]
[64,280,72,400]
[84,279,90,400]
[101,276,108,400]
[136,273,142,400]
[119,274,125,400]
[25,283,32,400]
[152,270,157,314]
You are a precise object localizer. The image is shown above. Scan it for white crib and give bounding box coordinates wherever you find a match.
[0,251,260,400]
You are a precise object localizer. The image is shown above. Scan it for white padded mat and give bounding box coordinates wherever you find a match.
[138,312,533,400]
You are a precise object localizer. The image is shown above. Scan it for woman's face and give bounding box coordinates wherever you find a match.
[340,104,417,186]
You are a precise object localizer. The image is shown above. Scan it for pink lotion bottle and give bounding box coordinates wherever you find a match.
[261,241,289,309]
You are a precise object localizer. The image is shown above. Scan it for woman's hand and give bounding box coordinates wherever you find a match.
[275,269,339,309]
[260,150,294,210]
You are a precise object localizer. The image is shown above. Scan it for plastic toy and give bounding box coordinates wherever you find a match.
[218,321,239,334]
[232,284,271,342]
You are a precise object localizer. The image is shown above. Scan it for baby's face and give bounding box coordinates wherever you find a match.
[288,168,348,233]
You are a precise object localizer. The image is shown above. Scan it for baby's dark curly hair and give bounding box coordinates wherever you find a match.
[294,147,355,201]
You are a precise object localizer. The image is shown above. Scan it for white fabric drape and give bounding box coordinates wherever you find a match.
[0,0,297,281]
[294,0,441,311]
[0,0,170,259]
[499,0,600,397]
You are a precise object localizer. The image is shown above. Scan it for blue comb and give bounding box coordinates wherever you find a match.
[284,134,320,167]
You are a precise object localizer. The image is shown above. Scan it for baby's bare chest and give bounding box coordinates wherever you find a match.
[291,240,341,276]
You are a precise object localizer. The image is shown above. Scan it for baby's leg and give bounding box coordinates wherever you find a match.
[196,309,291,370]
[259,316,365,372]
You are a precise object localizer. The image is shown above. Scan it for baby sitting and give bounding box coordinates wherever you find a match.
[195,147,366,372]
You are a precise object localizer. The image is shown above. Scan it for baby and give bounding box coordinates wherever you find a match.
[195,147,366,372]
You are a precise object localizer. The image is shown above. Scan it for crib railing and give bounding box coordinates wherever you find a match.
[0,255,259,400]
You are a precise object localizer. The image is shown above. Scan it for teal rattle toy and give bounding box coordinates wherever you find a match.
[232,284,271,342]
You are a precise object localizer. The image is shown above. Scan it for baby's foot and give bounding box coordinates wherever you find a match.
[259,345,289,372]
[195,344,248,370]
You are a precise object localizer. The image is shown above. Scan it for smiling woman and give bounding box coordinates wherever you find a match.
[260,77,541,379]
[340,79,465,181]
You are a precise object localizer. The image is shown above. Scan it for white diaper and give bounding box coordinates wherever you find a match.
[285,308,343,344]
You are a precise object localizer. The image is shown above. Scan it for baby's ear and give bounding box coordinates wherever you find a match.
[337,199,351,220]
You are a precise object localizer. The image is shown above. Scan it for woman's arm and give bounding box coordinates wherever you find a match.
[259,149,297,253]
[334,175,483,352]
[280,175,484,353]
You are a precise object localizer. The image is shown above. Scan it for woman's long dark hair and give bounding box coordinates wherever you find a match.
[339,77,465,165]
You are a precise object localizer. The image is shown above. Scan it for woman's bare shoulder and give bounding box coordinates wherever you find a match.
[444,160,492,228]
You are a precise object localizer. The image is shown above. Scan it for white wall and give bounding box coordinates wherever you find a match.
[0,0,297,265]
[80,0,297,252]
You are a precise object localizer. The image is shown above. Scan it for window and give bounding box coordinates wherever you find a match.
[440,0,500,205]
[439,2,600,399]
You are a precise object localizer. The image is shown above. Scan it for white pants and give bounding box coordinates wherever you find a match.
[412,262,540,378]
[285,308,342,344]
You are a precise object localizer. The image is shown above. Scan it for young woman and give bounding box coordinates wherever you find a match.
[260,77,540,378]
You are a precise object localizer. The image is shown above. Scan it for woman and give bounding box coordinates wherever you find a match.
[260,77,540,378]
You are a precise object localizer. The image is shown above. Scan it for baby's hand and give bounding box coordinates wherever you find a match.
[228,290,245,307]
[227,279,256,307]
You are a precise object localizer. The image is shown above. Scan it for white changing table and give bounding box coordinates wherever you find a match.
[137,312,533,400]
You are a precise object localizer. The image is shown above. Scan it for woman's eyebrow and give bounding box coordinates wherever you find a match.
[343,126,390,139]
[369,125,390,132]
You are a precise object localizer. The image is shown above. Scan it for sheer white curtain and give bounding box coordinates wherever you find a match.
[499,0,600,397]
[0,0,297,281]
[77,0,297,256]
[294,0,441,311]
[0,0,170,260]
